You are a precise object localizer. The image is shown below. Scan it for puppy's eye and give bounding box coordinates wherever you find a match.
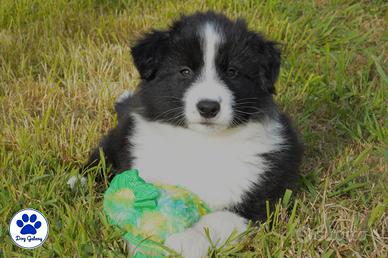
[226,67,238,78]
[180,67,193,77]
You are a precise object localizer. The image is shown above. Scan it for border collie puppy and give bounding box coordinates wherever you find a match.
[84,11,302,257]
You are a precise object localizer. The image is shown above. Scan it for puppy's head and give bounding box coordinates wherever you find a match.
[132,11,280,133]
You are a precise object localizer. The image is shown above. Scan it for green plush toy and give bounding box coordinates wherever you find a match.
[103,169,211,257]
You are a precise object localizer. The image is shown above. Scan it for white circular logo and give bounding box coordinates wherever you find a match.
[9,208,49,249]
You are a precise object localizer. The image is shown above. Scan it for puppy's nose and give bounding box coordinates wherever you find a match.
[196,100,220,118]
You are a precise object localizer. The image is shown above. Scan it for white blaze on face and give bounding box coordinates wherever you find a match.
[184,23,234,133]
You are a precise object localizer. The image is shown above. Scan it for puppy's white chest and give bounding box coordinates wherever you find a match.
[130,115,283,209]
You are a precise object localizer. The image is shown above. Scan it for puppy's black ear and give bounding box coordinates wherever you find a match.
[131,30,170,80]
[249,33,281,94]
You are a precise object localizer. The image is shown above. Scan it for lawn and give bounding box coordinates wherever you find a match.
[0,0,387,257]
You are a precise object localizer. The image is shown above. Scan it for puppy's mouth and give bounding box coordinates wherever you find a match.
[191,120,220,126]
[198,121,216,126]
[187,120,229,133]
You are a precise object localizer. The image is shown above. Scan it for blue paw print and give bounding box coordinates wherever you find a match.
[16,214,41,235]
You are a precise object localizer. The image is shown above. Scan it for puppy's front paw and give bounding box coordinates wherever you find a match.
[165,228,209,258]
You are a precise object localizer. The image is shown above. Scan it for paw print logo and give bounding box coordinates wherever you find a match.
[9,208,49,249]
[16,214,42,235]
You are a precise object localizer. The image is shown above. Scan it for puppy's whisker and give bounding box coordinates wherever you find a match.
[157,100,182,105]
[234,106,261,110]
[154,107,184,120]
[230,115,245,127]
[234,109,263,115]
[235,97,259,102]
[168,113,185,121]
[234,102,258,105]
[234,101,259,104]
[159,96,182,100]
[234,107,262,112]
[165,113,186,125]
[233,104,260,108]
[158,96,183,102]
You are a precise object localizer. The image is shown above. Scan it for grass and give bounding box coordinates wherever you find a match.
[0,0,387,257]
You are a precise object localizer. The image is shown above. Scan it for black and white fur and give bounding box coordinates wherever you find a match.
[78,12,302,257]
